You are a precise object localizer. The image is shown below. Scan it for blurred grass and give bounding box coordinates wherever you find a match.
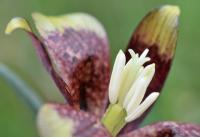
[0,0,200,137]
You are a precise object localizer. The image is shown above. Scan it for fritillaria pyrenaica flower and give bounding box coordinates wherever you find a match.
[5,4,200,137]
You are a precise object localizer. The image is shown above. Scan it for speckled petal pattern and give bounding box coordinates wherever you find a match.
[119,122,200,137]
[38,103,110,137]
[5,14,111,116]
[32,13,110,116]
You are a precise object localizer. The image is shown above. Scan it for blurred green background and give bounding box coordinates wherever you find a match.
[0,0,200,137]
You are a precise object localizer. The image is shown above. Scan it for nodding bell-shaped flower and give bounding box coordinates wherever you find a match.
[102,49,159,136]
[6,4,200,137]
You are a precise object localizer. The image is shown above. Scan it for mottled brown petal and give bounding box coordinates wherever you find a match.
[75,122,110,137]
[6,13,111,116]
[32,13,110,116]
[37,103,110,137]
[119,121,200,137]
[5,17,74,105]
[122,5,180,133]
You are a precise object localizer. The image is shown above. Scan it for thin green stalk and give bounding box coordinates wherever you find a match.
[0,64,43,114]
[102,104,127,137]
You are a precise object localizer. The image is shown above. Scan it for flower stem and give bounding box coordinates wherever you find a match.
[101,104,127,137]
[0,64,43,114]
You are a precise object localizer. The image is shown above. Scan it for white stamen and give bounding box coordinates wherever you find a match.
[123,78,146,110]
[135,54,139,59]
[139,49,149,59]
[135,66,144,78]
[123,63,155,112]
[137,49,150,65]
[139,57,151,65]
[128,49,136,58]
[125,92,159,122]
[136,63,155,82]
[108,50,126,104]
[108,48,159,123]
[118,49,151,102]
[118,58,139,93]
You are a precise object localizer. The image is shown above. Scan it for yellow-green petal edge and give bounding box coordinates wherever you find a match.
[37,104,74,137]
[5,17,32,34]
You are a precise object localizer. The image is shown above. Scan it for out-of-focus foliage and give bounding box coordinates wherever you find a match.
[0,0,200,137]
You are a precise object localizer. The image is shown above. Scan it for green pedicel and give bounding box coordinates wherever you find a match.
[102,104,127,137]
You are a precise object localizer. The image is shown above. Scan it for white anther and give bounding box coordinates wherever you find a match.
[123,78,146,110]
[108,50,126,104]
[108,48,158,121]
[124,64,155,114]
[139,49,149,59]
[125,92,159,122]
[128,49,136,58]
[117,58,139,102]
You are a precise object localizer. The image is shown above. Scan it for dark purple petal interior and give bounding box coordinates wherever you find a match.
[120,6,180,133]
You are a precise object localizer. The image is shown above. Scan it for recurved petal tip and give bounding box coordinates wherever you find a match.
[5,17,32,34]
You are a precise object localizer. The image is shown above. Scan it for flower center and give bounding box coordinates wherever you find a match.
[101,49,159,137]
